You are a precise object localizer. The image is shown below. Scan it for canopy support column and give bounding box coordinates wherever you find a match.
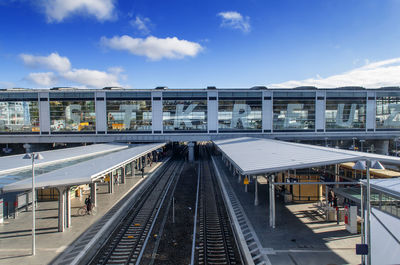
[255,176,259,206]
[109,173,114,194]
[238,174,242,184]
[269,175,275,228]
[57,187,66,232]
[325,185,328,222]
[121,167,125,184]
[188,142,195,162]
[335,164,339,188]
[65,187,71,228]
[90,183,97,207]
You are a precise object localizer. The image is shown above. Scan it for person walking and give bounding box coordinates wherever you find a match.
[85,196,92,215]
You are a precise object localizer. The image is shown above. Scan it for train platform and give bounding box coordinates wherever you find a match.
[213,156,360,265]
[0,161,164,265]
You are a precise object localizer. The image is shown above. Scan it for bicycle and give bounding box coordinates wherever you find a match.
[78,205,97,216]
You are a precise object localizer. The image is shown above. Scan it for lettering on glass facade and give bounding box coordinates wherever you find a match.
[325,98,366,130]
[218,95,262,131]
[376,94,400,129]
[163,93,207,132]
[107,100,152,131]
[273,99,315,131]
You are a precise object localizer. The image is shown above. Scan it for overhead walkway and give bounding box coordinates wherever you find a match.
[2,143,165,232]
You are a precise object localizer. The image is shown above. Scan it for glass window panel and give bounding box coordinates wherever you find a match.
[376,95,400,129]
[163,99,207,131]
[50,100,95,132]
[325,98,366,130]
[0,101,39,132]
[106,100,152,131]
[273,98,315,131]
[218,99,262,131]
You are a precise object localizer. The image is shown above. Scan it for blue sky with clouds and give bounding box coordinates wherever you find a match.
[1,0,400,89]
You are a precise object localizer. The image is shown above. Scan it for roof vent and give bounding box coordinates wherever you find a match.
[207,86,217,90]
[155,86,168,90]
[250,86,268,90]
[102,87,124,90]
[50,87,77,91]
[293,86,317,90]
[334,86,365,90]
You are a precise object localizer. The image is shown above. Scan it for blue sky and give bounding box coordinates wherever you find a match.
[1,0,400,89]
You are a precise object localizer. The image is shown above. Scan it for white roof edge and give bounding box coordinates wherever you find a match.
[2,143,166,193]
[0,143,129,176]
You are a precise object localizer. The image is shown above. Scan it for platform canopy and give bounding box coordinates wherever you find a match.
[213,137,400,176]
[361,178,400,199]
[2,143,165,193]
[0,143,129,176]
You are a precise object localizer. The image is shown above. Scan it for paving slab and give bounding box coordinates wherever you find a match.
[0,161,163,265]
[215,156,361,265]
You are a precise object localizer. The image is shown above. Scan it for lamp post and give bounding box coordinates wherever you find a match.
[353,159,384,265]
[23,152,43,256]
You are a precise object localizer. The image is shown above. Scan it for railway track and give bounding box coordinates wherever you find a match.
[195,146,243,265]
[89,159,184,265]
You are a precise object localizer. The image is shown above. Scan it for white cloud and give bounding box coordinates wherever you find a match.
[41,0,116,22]
[20,52,123,88]
[269,57,400,88]
[20,52,71,72]
[101,35,203,60]
[130,16,151,34]
[218,11,251,33]
[61,68,121,88]
[26,72,58,87]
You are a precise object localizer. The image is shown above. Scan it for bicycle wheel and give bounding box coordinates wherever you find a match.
[91,207,97,216]
[78,207,86,216]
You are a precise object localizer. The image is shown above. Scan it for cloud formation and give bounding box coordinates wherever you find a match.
[218,11,251,33]
[269,57,400,88]
[20,52,123,88]
[41,0,116,22]
[26,72,58,87]
[130,16,151,35]
[20,52,71,72]
[101,35,203,60]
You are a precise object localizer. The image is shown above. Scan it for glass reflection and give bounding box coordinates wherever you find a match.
[218,99,262,131]
[376,95,400,129]
[0,101,39,133]
[50,101,96,132]
[326,99,366,130]
[163,99,207,131]
[273,99,315,131]
[107,100,152,132]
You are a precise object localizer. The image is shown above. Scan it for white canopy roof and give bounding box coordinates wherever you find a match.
[2,143,165,193]
[0,143,129,176]
[362,178,400,199]
[214,137,400,176]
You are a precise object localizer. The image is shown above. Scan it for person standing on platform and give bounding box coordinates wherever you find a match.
[85,196,92,215]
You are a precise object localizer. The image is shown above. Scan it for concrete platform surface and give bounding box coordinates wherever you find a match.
[215,156,361,265]
[0,161,163,265]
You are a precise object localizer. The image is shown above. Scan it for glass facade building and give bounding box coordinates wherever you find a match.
[376,92,400,130]
[0,93,39,133]
[218,92,262,132]
[49,92,96,133]
[106,92,152,132]
[273,92,315,131]
[1,88,400,136]
[162,92,207,132]
[325,92,366,130]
